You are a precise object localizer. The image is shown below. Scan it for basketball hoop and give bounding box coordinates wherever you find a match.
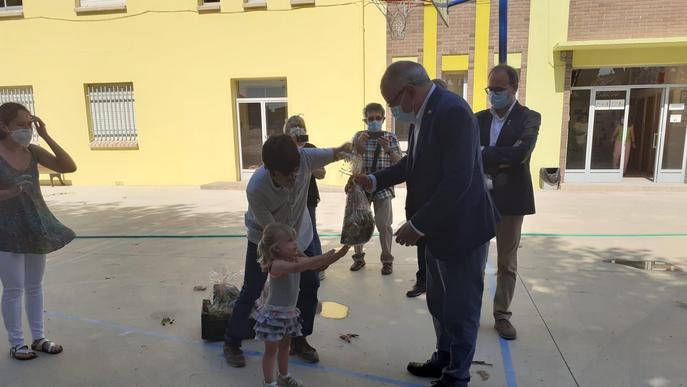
[373,0,427,40]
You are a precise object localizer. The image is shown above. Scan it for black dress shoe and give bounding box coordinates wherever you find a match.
[406,283,426,298]
[407,360,443,378]
[429,380,450,387]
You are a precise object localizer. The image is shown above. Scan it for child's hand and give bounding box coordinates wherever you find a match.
[333,245,350,259]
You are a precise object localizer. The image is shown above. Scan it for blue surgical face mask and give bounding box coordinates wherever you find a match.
[490,91,512,110]
[367,121,382,132]
[10,128,33,147]
[390,89,416,124]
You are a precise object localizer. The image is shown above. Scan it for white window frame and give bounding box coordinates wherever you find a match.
[0,86,38,144]
[198,0,221,12]
[76,0,126,14]
[235,97,288,179]
[244,0,267,10]
[0,0,23,17]
[86,83,138,149]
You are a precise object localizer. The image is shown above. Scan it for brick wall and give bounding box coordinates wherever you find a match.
[386,0,532,108]
[568,0,687,40]
[386,4,424,62]
[437,2,477,104]
[489,0,531,105]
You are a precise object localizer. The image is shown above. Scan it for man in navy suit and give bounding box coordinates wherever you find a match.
[477,64,540,341]
[354,61,498,387]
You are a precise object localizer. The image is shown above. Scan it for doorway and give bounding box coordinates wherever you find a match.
[234,80,288,180]
[625,88,663,180]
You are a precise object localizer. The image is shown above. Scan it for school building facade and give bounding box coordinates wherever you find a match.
[1,0,686,186]
[0,0,386,186]
[392,0,687,185]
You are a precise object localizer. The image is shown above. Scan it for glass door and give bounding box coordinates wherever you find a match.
[587,89,629,182]
[236,98,288,180]
[655,87,687,183]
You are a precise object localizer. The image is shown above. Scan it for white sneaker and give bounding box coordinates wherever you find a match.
[277,373,303,387]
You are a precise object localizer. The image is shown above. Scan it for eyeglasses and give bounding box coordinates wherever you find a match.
[365,116,385,122]
[484,86,508,94]
[388,86,408,107]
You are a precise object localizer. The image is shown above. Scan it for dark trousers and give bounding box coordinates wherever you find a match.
[415,239,427,286]
[307,206,323,256]
[224,240,320,346]
[426,242,489,387]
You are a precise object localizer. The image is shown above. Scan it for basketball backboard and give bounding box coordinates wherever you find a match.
[432,0,449,27]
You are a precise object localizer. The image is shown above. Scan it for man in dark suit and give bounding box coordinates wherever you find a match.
[354,61,498,387]
[477,64,540,341]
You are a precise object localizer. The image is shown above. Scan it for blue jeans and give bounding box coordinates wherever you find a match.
[224,240,320,346]
[307,206,323,256]
[425,242,489,387]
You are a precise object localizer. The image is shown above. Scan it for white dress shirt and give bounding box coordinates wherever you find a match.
[483,100,517,190]
[368,84,437,237]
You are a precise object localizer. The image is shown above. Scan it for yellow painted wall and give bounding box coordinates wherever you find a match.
[572,46,687,68]
[442,54,469,71]
[525,0,570,186]
[472,0,491,112]
[423,5,438,79]
[0,0,386,186]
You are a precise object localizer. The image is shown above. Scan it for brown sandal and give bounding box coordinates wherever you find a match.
[10,344,37,361]
[31,338,63,355]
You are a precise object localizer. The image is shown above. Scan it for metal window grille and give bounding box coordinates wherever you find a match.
[0,86,38,144]
[0,1,23,8]
[87,84,138,146]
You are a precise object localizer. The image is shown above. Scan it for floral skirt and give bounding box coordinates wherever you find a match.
[254,304,302,342]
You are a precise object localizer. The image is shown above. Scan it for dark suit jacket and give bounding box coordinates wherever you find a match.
[374,87,498,260]
[477,102,541,216]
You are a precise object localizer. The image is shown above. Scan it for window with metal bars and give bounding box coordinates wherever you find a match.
[0,0,22,9]
[0,86,39,144]
[86,84,138,149]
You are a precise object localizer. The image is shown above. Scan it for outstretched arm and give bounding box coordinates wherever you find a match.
[270,246,350,276]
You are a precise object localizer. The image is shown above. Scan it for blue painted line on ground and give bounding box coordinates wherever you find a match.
[45,311,423,387]
[486,256,518,387]
[222,350,424,387]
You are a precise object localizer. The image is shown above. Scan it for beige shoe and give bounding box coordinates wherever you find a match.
[350,254,366,271]
[495,319,517,340]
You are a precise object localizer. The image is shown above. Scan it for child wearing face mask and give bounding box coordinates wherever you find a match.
[0,102,76,361]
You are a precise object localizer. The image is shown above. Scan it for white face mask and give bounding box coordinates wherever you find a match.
[9,129,33,147]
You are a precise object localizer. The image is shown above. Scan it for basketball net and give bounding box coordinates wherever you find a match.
[373,0,422,40]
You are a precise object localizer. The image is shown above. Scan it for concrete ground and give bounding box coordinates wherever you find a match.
[1,186,686,387]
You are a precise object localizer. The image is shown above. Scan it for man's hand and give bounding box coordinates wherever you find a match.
[356,132,370,146]
[352,174,373,192]
[394,222,422,246]
[377,136,391,152]
[334,142,353,161]
[313,167,326,180]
